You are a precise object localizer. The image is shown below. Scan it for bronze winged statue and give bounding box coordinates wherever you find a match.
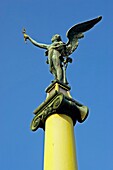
[22,16,102,84]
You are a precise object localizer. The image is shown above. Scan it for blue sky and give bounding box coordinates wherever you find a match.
[0,0,112,170]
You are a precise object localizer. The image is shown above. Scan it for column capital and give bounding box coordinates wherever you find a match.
[30,81,89,131]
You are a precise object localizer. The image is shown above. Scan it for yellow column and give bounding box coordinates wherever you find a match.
[44,114,78,170]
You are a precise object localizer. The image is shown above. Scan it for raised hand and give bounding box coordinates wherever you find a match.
[22,28,29,43]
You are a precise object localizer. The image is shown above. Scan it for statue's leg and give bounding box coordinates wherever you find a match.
[52,55,63,82]
[52,67,57,80]
[48,55,57,79]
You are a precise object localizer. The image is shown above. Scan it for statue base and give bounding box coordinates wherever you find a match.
[46,80,71,98]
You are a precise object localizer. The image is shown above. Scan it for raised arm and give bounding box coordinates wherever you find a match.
[23,33,49,49]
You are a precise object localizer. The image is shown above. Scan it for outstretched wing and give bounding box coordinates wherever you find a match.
[66,16,102,55]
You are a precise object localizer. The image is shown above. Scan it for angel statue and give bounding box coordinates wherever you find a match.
[22,16,102,84]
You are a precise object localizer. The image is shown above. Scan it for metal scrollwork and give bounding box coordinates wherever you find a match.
[30,91,89,131]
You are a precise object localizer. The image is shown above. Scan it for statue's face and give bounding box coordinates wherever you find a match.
[51,34,62,42]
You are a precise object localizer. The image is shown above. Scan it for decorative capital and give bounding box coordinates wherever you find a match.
[30,81,89,131]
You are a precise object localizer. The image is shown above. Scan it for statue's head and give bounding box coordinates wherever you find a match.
[51,34,62,43]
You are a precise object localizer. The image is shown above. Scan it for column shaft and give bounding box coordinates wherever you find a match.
[44,114,78,170]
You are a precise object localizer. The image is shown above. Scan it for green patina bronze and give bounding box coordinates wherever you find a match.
[22,16,102,84]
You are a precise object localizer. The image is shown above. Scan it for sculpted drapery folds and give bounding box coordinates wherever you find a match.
[23,16,102,84]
